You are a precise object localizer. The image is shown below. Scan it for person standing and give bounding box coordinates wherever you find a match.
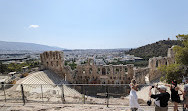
[183,77,188,111]
[129,79,140,111]
[165,80,183,111]
[149,85,170,111]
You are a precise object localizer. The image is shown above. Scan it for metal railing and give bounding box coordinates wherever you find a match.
[0,83,169,106]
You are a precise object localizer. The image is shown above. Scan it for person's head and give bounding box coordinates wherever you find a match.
[172,80,177,87]
[131,79,136,85]
[158,85,167,93]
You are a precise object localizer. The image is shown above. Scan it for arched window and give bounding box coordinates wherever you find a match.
[124,67,128,72]
[97,68,100,74]
[102,68,106,75]
[46,62,49,66]
[116,68,119,74]
[89,68,92,74]
[56,61,58,67]
[107,68,110,74]
[83,69,85,74]
[156,60,158,67]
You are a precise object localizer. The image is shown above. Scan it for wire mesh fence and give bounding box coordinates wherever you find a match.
[0,84,154,106]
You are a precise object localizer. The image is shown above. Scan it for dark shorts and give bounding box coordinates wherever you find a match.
[171,96,181,103]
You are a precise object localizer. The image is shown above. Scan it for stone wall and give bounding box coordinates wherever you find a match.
[40,51,66,81]
[40,46,175,84]
[40,52,135,84]
[148,46,175,81]
[75,59,134,84]
[134,67,149,84]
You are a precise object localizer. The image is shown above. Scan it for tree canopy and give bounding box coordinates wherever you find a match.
[173,34,188,66]
[159,34,188,83]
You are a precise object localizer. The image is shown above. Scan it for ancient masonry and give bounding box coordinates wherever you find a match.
[40,46,175,84]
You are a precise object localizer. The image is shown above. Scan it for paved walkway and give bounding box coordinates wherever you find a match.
[0,103,184,111]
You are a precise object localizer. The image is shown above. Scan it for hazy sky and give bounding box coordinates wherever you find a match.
[0,0,188,49]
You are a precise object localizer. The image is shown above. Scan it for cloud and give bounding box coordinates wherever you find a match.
[29,25,39,28]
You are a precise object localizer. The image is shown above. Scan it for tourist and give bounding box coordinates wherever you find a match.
[129,79,140,111]
[149,85,170,111]
[183,77,188,111]
[165,80,183,111]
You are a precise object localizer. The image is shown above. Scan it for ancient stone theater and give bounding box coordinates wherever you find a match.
[40,46,175,84]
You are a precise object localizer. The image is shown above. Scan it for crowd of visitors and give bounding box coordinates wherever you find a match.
[129,77,188,111]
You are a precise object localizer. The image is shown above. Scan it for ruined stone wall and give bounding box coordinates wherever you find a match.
[39,46,175,84]
[40,52,134,84]
[40,51,68,81]
[148,46,175,81]
[75,59,134,84]
[134,67,149,84]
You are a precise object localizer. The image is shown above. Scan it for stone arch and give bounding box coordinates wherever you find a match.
[56,61,59,67]
[121,81,123,84]
[112,81,114,84]
[124,67,128,72]
[97,68,100,74]
[46,52,49,59]
[82,68,85,74]
[116,68,119,74]
[107,67,110,74]
[46,62,49,67]
[156,60,159,67]
[89,68,92,74]
[102,68,106,75]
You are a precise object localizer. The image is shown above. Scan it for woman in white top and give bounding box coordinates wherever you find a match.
[129,79,140,111]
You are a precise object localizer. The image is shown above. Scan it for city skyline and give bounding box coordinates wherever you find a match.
[0,0,188,49]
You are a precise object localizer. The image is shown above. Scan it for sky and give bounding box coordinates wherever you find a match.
[0,0,188,49]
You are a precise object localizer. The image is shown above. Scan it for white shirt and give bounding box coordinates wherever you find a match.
[154,99,160,107]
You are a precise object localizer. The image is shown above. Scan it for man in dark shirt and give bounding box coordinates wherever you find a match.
[149,85,170,111]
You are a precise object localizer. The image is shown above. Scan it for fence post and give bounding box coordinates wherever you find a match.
[84,85,86,104]
[2,83,6,102]
[41,85,44,102]
[21,84,25,105]
[82,85,85,104]
[61,84,65,103]
[106,85,109,107]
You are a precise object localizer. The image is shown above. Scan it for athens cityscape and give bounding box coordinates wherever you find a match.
[0,0,188,111]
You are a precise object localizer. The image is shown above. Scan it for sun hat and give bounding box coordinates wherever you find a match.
[158,85,167,91]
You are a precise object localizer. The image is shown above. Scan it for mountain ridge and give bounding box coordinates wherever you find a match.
[125,40,182,60]
[0,41,65,51]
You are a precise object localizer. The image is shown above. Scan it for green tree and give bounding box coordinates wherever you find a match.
[159,34,188,83]
[0,62,8,73]
[69,62,77,70]
[159,64,183,83]
[173,34,188,66]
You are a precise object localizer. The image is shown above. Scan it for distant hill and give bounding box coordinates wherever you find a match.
[125,40,182,60]
[0,41,65,51]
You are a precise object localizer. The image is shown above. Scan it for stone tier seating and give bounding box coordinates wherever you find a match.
[15,70,81,97]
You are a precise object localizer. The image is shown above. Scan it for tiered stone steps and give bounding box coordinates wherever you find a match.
[13,70,82,98]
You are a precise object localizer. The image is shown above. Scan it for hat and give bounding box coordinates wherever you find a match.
[158,85,167,91]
